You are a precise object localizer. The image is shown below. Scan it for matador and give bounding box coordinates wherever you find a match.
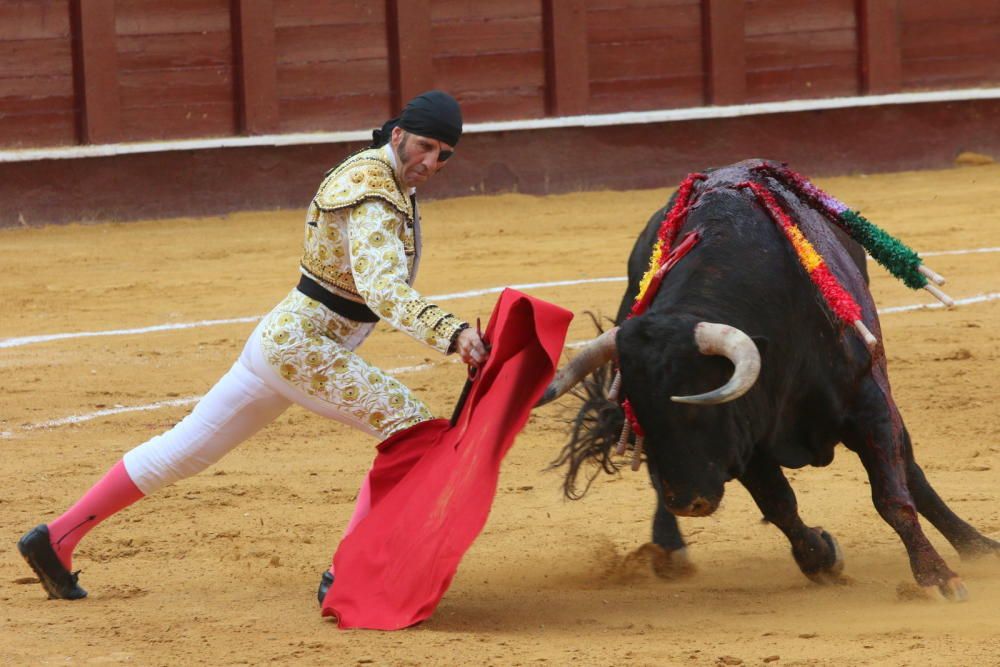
[18,91,488,604]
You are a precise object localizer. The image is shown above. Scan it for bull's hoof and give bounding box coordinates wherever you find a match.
[922,576,969,602]
[799,529,846,585]
[628,543,697,580]
[650,546,697,580]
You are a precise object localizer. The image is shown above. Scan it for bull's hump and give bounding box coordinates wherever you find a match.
[699,158,781,190]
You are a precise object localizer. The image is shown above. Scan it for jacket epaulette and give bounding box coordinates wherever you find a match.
[313,148,413,222]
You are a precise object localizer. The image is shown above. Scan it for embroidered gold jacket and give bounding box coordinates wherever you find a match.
[300,145,466,354]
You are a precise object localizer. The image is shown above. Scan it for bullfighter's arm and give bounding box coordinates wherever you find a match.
[348,199,467,354]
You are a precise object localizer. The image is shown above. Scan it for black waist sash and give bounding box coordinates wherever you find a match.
[296,275,379,323]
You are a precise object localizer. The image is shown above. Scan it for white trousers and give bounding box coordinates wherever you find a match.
[122,319,419,495]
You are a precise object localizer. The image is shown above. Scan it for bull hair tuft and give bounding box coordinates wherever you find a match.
[549,313,628,499]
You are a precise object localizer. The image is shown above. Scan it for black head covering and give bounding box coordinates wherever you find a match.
[370,90,463,149]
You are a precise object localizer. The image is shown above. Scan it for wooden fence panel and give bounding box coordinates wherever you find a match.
[274,0,389,132]
[430,0,547,122]
[3,0,1000,151]
[0,0,76,147]
[900,0,1000,90]
[114,0,235,141]
[586,0,705,114]
[543,0,589,116]
[744,0,857,102]
[858,0,902,94]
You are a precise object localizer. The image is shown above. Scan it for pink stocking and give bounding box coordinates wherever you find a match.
[46,460,145,571]
[328,469,373,575]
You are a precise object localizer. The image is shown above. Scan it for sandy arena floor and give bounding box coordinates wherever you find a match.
[1,164,999,666]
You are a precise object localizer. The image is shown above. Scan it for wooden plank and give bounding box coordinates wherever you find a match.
[117,33,233,71]
[119,101,235,141]
[589,41,703,81]
[0,110,77,148]
[431,0,541,22]
[901,18,1000,58]
[70,0,120,144]
[387,0,433,111]
[0,1,71,40]
[587,0,697,11]
[744,0,856,36]
[275,24,388,64]
[118,67,234,108]
[447,89,546,122]
[0,75,75,114]
[702,0,746,105]
[858,0,902,94]
[115,0,231,36]
[0,38,74,78]
[273,0,385,28]
[278,93,390,133]
[589,77,705,106]
[899,0,1000,23]
[588,4,702,44]
[902,57,1000,90]
[745,29,858,70]
[232,0,278,135]
[590,74,705,112]
[433,16,541,56]
[433,52,546,92]
[278,59,391,98]
[543,0,588,116]
[746,65,858,102]
[899,11,999,89]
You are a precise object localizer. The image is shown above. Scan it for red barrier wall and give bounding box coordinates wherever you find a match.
[1,0,998,226]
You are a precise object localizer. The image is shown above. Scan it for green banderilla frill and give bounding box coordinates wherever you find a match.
[838,209,927,290]
[754,163,934,292]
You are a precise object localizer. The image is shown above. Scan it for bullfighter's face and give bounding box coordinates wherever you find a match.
[391,127,455,188]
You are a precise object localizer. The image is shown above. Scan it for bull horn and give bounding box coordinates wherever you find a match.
[536,327,618,407]
[671,322,761,405]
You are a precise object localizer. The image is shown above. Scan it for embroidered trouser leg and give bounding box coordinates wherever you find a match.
[256,290,433,438]
[124,292,432,495]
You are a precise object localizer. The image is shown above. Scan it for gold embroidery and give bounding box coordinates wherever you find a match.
[402,301,466,347]
[297,147,466,355]
[313,149,412,221]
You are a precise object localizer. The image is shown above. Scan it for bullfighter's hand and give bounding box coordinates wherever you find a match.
[456,327,488,367]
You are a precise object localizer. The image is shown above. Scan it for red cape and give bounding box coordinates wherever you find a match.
[322,289,572,629]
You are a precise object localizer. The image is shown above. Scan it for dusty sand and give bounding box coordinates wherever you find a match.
[1,164,998,666]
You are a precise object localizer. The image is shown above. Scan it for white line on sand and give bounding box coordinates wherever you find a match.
[5,291,998,436]
[2,245,999,350]
[3,360,448,435]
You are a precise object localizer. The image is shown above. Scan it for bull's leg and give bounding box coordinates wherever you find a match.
[645,472,695,578]
[738,449,844,583]
[843,378,968,600]
[901,427,1000,559]
[650,473,685,551]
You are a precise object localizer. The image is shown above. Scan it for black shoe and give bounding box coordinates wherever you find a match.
[17,525,88,600]
[317,570,334,606]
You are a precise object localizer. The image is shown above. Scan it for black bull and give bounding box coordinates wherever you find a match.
[539,160,998,599]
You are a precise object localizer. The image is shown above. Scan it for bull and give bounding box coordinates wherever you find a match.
[539,159,998,599]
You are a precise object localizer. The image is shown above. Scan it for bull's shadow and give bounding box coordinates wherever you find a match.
[541,159,1000,601]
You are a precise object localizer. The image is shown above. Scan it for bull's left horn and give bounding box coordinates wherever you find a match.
[536,327,618,407]
[671,322,761,405]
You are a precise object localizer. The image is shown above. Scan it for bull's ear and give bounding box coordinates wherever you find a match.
[751,336,768,365]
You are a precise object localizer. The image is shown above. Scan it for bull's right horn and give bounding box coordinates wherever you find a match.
[535,327,618,407]
[671,322,761,405]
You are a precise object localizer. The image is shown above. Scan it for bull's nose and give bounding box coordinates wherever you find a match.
[669,496,718,517]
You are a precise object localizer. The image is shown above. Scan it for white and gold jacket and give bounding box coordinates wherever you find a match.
[300,144,467,354]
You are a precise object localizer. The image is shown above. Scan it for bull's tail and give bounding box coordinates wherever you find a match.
[548,313,627,499]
